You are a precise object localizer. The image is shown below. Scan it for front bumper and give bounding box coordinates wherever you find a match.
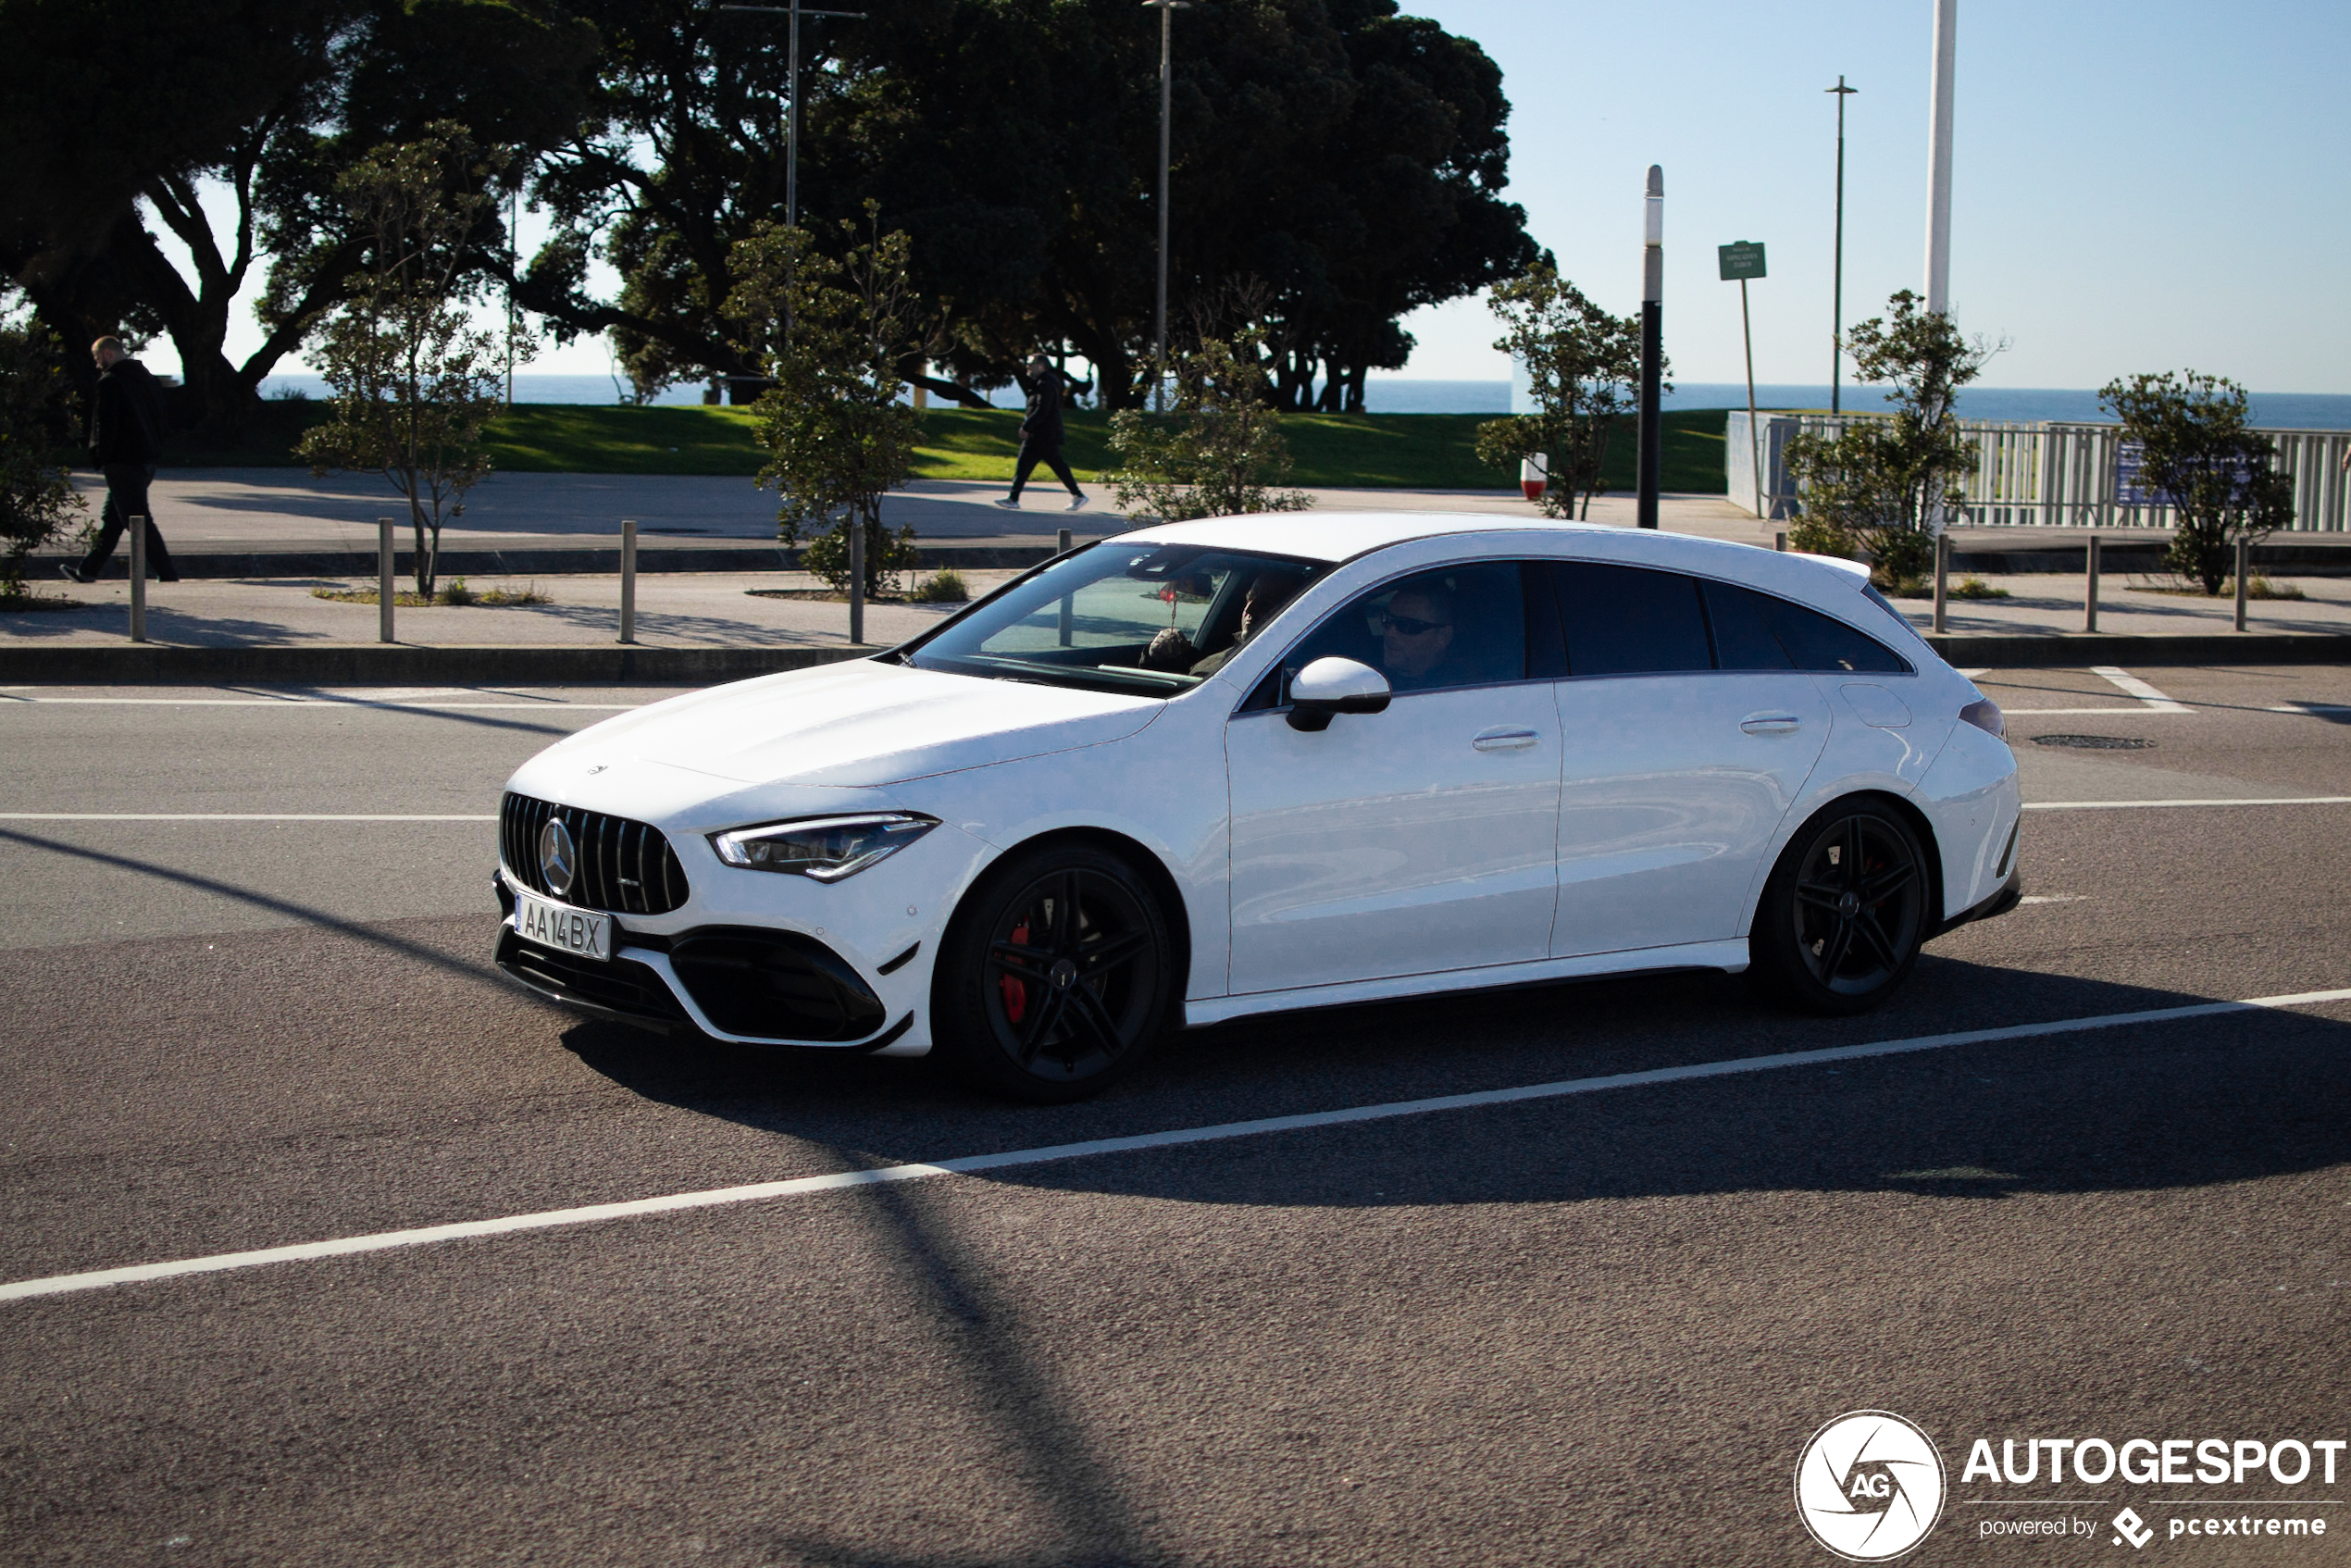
[491,871,918,1052]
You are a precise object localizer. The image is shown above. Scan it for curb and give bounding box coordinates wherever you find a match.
[36,541,1069,582]
[0,643,877,685]
[1920,632,2351,666]
[5,633,2346,685]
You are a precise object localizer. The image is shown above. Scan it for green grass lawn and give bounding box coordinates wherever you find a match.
[163,400,1734,493]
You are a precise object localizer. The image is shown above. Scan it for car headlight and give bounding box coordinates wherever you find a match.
[709,813,939,881]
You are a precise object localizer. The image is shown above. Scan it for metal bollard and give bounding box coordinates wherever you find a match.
[1056,527,1072,555]
[2235,534,2250,631]
[128,512,147,643]
[378,517,395,643]
[1931,532,1949,634]
[618,518,638,645]
[1773,530,1785,554]
[848,517,865,648]
[2084,533,2100,634]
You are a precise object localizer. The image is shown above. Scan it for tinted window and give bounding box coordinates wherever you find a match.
[1701,581,1794,670]
[1760,595,1910,673]
[1551,562,1711,677]
[1276,563,1527,696]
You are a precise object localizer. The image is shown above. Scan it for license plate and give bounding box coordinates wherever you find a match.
[514,890,612,962]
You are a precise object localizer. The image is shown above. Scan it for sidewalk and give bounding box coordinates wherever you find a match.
[35,470,1772,577]
[8,556,2348,658]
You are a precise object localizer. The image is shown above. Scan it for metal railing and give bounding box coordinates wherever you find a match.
[1728,413,2351,532]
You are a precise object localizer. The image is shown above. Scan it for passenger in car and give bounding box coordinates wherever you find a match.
[1189,571,1306,676]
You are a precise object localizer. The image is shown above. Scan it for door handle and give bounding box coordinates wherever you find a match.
[1472,727,1541,752]
[1740,713,1802,735]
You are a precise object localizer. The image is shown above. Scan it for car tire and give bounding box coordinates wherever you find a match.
[1748,797,1931,1016]
[930,842,1176,1103]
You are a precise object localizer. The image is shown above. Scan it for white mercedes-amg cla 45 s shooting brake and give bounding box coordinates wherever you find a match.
[493,514,2021,1101]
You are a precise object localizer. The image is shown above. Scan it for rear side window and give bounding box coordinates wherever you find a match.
[1550,562,1711,677]
[1699,581,1793,670]
[1758,592,1910,673]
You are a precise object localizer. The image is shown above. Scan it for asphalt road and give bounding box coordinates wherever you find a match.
[2,667,2348,1567]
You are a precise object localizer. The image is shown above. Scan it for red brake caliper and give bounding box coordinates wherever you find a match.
[1001,920,1029,1023]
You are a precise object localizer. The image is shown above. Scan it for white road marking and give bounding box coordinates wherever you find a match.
[6,985,2350,1306]
[1956,667,1991,679]
[0,814,494,822]
[2024,797,2351,811]
[2270,703,2351,714]
[2003,707,2184,716]
[2092,666,2191,713]
[2017,894,2087,904]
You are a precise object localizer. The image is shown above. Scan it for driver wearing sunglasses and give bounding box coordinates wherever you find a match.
[1373,587,1461,690]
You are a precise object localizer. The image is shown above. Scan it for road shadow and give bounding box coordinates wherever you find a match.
[558,955,2351,1212]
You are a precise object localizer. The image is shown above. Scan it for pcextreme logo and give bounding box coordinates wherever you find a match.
[1796,1410,1948,1562]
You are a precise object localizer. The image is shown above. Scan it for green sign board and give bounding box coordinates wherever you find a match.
[1718,242,1767,281]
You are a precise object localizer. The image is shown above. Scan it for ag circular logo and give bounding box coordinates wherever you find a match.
[1795,1410,1947,1561]
[539,816,578,896]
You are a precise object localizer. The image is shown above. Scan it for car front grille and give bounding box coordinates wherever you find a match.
[501,791,690,915]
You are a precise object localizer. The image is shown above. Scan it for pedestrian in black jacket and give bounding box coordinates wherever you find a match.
[994,354,1088,512]
[63,337,177,583]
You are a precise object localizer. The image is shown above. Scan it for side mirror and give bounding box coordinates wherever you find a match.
[1285,656,1391,732]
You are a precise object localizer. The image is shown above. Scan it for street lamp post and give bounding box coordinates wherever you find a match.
[1636,164,1663,530]
[1825,76,1856,415]
[1142,0,1189,412]
[1925,0,1957,314]
[717,2,868,231]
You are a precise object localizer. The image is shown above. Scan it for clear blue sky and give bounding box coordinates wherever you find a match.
[1389,0,2351,392]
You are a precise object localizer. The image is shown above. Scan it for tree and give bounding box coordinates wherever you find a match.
[0,0,595,435]
[0,312,85,602]
[297,126,521,596]
[1106,323,1312,521]
[2099,371,2295,596]
[519,0,1531,410]
[727,205,928,599]
[1784,290,1994,590]
[1471,259,1650,519]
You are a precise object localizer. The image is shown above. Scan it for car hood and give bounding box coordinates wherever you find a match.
[547,658,1164,788]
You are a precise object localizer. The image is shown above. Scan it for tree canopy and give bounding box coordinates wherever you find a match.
[0,0,596,432]
[5,0,1530,428]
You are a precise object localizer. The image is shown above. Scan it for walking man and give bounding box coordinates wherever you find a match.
[994,353,1088,511]
[63,336,176,583]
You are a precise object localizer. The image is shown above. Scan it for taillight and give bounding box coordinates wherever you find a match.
[1959,697,2005,740]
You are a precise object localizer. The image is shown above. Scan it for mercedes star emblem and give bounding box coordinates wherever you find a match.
[539,817,578,896]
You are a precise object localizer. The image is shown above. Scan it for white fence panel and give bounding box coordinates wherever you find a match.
[1725,415,2351,531]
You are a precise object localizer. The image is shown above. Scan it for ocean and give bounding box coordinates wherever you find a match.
[254,373,2351,429]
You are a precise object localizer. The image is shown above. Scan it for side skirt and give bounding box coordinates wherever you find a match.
[1183,940,1752,1029]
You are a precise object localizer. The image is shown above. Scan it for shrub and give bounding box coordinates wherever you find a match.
[910,568,968,603]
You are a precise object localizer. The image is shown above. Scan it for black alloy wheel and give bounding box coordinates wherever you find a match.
[933,844,1174,1102]
[1749,798,1930,1015]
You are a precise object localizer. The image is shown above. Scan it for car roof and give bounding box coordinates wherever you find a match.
[1112,511,1912,642]
[1115,511,1872,588]
[1118,511,1569,562]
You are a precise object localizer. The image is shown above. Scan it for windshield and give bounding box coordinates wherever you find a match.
[903,543,1327,696]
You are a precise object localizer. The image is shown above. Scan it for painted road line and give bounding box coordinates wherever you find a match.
[2024,797,2351,811]
[0,814,495,822]
[2092,666,2191,713]
[6,986,2351,1306]
[2002,707,2186,716]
